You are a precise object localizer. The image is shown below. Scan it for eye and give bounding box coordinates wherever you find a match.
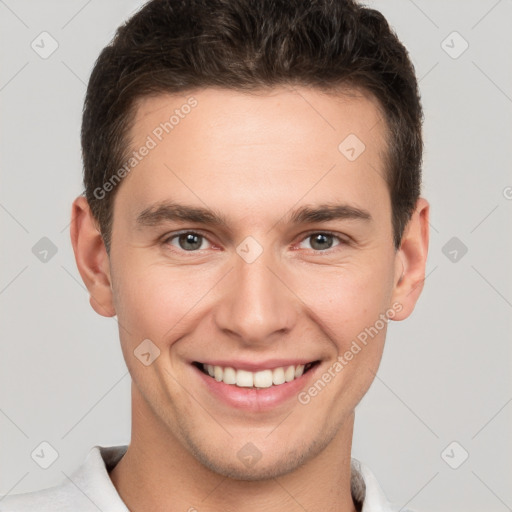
[298,232,345,252]
[162,230,348,254]
[164,231,212,251]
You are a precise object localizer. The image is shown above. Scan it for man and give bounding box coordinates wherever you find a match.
[1,0,429,510]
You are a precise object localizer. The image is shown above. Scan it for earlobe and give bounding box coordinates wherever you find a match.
[70,196,116,317]
[390,198,430,321]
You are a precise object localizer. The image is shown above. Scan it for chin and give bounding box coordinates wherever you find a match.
[184,432,333,482]
[195,450,306,481]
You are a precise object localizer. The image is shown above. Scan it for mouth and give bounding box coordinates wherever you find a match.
[192,360,321,389]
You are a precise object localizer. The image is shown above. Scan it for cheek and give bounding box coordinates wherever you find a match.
[291,267,393,431]
[292,259,394,349]
[111,262,213,399]
[109,259,196,392]
[111,259,207,345]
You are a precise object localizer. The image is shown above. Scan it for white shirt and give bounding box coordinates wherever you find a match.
[0,445,410,511]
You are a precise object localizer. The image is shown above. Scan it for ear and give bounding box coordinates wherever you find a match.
[70,195,116,317]
[390,197,430,320]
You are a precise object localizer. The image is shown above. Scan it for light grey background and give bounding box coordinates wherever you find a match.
[1,1,511,511]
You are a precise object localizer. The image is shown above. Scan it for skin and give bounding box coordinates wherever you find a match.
[71,86,429,512]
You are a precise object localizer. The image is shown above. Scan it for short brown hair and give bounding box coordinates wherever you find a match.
[82,0,423,252]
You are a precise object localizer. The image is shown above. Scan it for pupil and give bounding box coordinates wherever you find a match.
[180,233,202,251]
[311,233,332,250]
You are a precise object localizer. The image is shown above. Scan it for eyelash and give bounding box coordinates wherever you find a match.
[161,230,350,254]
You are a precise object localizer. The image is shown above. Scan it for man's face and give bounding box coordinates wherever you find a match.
[104,87,407,478]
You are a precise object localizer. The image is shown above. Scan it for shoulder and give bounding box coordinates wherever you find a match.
[351,458,418,512]
[0,480,95,512]
[0,445,129,512]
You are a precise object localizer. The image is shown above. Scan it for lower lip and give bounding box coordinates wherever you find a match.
[192,364,320,411]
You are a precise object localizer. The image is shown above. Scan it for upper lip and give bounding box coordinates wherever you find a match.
[193,359,319,372]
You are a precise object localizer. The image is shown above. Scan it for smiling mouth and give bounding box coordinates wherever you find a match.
[193,361,320,388]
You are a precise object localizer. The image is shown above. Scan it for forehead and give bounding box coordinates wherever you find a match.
[116,86,389,224]
[132,86,385,151]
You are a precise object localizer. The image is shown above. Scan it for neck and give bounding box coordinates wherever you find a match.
[109,383,358,512]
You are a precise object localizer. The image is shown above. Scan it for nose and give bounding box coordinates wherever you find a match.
[213,247,299,346]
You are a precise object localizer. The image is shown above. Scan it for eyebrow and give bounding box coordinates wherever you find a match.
[287,203,371,224]
[135,201,372,229]
[136,202,229,228]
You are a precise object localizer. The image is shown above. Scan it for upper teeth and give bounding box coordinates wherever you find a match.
[203,363,306,388]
